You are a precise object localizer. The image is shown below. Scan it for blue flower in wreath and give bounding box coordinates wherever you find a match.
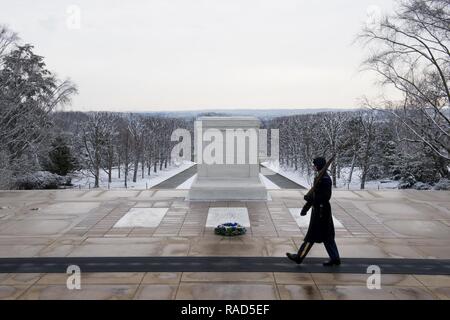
[214,221,246,236]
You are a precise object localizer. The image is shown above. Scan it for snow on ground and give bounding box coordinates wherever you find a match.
[176,174,197,189]
[70,159,399,191]
[259,173,281,189]
[334,166,399,190]
[261,161,312,188]
[261,161,399,190]
[70,160,195,190]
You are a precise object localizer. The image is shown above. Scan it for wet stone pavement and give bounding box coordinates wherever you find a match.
[0,189,449,299]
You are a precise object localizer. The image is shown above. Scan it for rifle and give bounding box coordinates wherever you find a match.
[304,154,336,200]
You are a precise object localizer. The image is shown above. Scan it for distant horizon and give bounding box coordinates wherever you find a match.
[64,106,357,113]
[2,0,401,112]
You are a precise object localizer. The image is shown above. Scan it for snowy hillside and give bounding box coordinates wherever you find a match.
[70,161,195,190]
[261,161,399,190]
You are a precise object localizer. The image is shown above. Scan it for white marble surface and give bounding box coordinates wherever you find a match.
[114,208,169,228]
[178,173,280,190]
[288,208,344,229]
[206,207,251,227]
[190,116,267,200]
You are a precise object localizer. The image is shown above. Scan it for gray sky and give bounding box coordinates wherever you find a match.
[0,0,400,112]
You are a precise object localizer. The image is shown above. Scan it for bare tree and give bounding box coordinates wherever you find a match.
[80,112,115,188]
[356,111,378,189]
[358,0,450,163]
[319,112,350,187]
[0,25,18,58]
[118,118,132,188]
[127,114,145,183]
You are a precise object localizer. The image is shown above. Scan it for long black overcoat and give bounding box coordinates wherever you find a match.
[303,173,335,243]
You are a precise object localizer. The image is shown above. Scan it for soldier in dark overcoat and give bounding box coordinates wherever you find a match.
[286,157,341,266]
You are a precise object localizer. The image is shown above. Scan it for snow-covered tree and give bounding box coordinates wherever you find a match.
[0,26,77,189]
[359,0,450,164]
[80,112,116,188]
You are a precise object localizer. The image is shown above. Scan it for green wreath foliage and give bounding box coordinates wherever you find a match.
[214,222,247,236]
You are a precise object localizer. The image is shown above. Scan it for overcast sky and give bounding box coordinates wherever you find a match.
[0,0,400,112]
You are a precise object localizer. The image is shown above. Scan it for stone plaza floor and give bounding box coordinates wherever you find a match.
[0,188,449,299]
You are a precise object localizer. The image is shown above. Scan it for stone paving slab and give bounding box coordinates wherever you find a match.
[0,189,449,299]
[0,189,449,259]
[0,271,448,300]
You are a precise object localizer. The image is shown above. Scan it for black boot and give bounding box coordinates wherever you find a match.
[286,252,304,264]
[287,242,312,264]
[323,259,341,266]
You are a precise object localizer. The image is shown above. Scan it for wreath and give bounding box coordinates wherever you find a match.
[214,222,247,236]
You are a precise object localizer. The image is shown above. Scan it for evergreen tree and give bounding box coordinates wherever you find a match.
[381,140,399,177]
[46,136,77,176]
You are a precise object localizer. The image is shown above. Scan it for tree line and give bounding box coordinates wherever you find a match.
[53,111,192,188]
[266,109,449,190]
[267,0,449,190]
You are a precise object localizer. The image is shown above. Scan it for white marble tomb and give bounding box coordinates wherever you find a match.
[188,116,268,200]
